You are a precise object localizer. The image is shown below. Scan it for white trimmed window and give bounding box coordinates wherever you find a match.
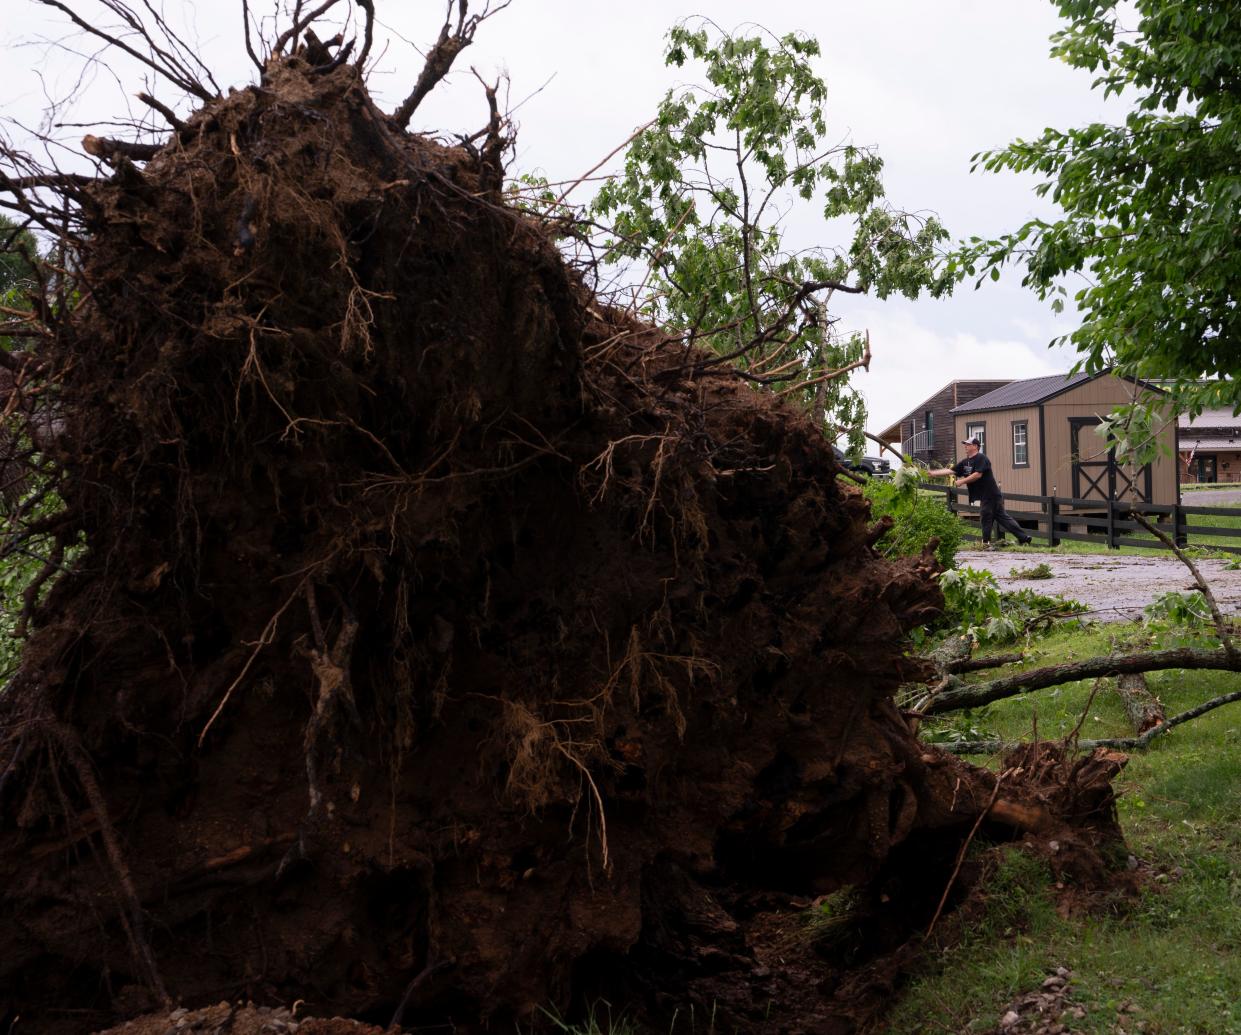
[1013,421,1029,467]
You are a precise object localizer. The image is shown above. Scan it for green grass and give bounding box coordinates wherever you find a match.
[950,508,1241,558]
[897,621,1241,1033]
[537,1006,644,1035]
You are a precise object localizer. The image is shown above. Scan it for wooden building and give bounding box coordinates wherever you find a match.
[950,371,1179,505]
[877,380,1012,465]
[1179,408,1241,484]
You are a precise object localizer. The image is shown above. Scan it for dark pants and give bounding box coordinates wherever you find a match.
[980,495,1026,543]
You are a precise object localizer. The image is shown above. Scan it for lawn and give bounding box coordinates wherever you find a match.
[895,620,1241,1033]
[944,504,1241,558]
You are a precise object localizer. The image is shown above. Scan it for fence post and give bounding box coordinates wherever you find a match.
[1047,496,1059,547]
[1107,498,1118,550]
[1174,503,1187,547]
[946,487,956,517]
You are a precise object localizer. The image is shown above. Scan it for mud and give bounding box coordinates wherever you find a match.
[0,50,1128,1035]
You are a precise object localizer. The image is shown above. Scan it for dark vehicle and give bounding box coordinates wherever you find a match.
[833,446,891,478]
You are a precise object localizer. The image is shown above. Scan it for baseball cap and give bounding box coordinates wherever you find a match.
[962,436,981,446]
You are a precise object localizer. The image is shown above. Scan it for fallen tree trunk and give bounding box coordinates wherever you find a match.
[1115,672,1166,734]
[927,645,1238,714]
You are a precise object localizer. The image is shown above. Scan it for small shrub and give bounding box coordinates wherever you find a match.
[1008,562,1053,580]
[863,477,962,570]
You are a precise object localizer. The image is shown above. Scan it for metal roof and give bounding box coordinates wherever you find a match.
[1182,437,1241,451]
[877,379,1014,439]
[1179,408,1241,428]
[950,372,1095,414]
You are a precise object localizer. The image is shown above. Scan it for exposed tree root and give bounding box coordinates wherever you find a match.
[0,15,1130,1035]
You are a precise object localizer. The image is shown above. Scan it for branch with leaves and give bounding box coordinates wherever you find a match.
[948,1,1241,420]
[585,19,949,451]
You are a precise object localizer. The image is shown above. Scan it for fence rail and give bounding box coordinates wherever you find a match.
[917,482,1241,554]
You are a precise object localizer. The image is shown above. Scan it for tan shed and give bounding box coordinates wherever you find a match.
[950,371,1179,505]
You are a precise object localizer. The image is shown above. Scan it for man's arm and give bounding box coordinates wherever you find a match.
[928,462,975,486]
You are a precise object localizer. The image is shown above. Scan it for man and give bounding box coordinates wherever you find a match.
[929,437,1032,549]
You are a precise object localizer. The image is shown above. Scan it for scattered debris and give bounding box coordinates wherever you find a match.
[986,966,1082,1034]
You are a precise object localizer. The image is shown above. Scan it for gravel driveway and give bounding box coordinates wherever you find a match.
[1183,488,1241,507]
[959,547,1241,623]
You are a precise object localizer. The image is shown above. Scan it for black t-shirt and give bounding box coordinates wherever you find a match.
[953,452,1001,502]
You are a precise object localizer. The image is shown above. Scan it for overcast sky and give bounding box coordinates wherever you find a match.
[1,0,1129,436]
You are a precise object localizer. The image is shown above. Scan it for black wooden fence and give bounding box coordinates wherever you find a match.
[918,483,1241,554]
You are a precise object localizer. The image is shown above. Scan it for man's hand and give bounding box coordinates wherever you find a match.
[954,478,966,488]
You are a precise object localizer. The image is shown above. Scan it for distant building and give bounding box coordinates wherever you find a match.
[877,380,1012,465]
[1179,408,1241,483]
[950,371,1179,505]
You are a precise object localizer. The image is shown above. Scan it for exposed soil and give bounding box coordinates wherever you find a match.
[96,1003,386,1035]
[0,52,1129,1035]
[962,547,1241,622]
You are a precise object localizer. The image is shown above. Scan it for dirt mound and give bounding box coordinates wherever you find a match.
[0,50,1125,1035]
[96,1002,386,1035]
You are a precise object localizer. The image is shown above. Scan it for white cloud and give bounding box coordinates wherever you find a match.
[848,306,1075,435]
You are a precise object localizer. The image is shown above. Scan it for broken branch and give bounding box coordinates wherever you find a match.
[34,0,216,103]
[1114,672,1166,735]
[1130,509,1237,662]
[272,0,344,58]
[926,645,1239,715]
[390,0,511,130]
[941,688,1241,755]
[136,92,186,133]
[83,135,162,165]
[355,0,375,68]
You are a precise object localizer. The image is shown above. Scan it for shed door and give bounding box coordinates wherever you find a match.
[1070,418,1152,503]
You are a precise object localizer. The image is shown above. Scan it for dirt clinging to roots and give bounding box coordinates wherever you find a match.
[0,57,1126,1034]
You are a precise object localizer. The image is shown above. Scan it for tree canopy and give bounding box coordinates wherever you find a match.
[589,21,948,451]
[954,1,1241,416]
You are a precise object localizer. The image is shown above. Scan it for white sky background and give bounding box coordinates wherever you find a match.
[0,0,1130,437]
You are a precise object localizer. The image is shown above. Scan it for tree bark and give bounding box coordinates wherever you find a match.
[926,645,1236,714]
[1114,672,1165,734]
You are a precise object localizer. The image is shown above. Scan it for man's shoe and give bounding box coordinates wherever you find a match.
[981,542,994,551]
[1019,536,1033,546]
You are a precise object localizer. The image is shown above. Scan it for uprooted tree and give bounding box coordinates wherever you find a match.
[0,4,1130,1032]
